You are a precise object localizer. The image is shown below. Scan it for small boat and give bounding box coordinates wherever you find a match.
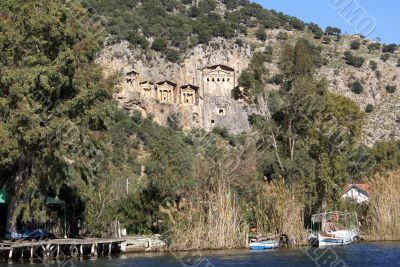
[249,240,280,250]
[318,230,357,247]
[309,211,359,247]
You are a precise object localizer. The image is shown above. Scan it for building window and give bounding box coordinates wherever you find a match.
[222,78,225,82]
[227,78,230,82]
[219,109,224,114]
[212,78,215,82]
[211,119,215,124]
[217,78,220,82]
[207,78,210,82]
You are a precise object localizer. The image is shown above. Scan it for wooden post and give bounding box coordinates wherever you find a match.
[57,245,60,257]
[102,243,104,255]
[108,243,112,255]
[117,220,121,238]
[21,247,24,260]
[45,244,51,258]
[120,242,126,252]
[8,248,13,261]
[91,243,97,256]
[30,246,33,258]
[80,245,83,255]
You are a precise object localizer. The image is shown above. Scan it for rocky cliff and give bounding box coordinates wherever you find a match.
[98,28,400,145]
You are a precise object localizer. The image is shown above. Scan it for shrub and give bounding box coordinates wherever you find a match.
[344,51,365,67]
[322,36,331,44]
[382,43,397,53]
[165,48,180,62]
[314,30,323,39]
[255,28,267,41]
[290,18,305,30]
[308,23,323,39]
[276,31,288,40]
[386,85,397,94]
[151,37,168,52]
[268,74,284,85]
[212,127,230,139]
[235,38,244,47]
[198,0,217,12]
[264,45,273,62]
[325,26,341,36]
[264,45,273,55]
[365,104,374,113]
[238,70,255,88]
[350,81,363,94]
[380,53,390,62]
[350,40,361,50]
[368,43,381,51]
[375,70,382,80]
[369,60,378,71]
[167,112,182,130]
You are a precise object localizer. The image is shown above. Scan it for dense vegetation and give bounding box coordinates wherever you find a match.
[2,0,400,248]
[85,0,308,61]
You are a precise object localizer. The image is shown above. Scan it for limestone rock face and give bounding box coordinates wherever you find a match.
[98,38,252,134]
[98,33,400,144]
[203,96,250,134]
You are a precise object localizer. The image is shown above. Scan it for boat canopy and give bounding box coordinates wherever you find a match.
[311,211,358,233]
[311,211,355,223]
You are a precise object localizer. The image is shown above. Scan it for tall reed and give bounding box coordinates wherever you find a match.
[366,168,400,240]
[253,180,308,245]
[167,181,246,250]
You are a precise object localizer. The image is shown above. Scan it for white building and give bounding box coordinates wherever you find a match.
[341,184,370,204]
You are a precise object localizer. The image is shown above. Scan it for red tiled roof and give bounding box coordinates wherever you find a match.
[345,183,370,194]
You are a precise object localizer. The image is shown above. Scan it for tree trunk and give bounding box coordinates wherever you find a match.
[6,194,18,234]
[271,132,284,172]
[6,149,31,234]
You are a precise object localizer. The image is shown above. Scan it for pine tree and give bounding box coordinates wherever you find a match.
[0,0,115,233]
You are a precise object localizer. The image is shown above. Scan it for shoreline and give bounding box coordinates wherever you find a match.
[1,234,398,262]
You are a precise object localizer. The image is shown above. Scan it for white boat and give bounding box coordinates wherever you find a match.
[310,212,359,247]
[249,240,280,250]
[318,229,358,247]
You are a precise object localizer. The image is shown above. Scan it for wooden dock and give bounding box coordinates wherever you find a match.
[0,238,126,261]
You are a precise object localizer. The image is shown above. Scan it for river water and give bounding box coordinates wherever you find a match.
[2,242,399,267]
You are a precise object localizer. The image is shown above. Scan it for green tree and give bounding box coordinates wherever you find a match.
[151,37,168,52]
[382,43,397,53]
[381,53,390,62]
[386,85,396,94]
[0,0,117,233]
[369,60,378,71]
[344,51,365,67]
[365,104,374,113]
[279,39,315,82]
[351,81,364,94]
[322,37,331,44]
[255,28,267,41]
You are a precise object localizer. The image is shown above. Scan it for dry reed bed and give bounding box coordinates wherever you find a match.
[366,168,400,240]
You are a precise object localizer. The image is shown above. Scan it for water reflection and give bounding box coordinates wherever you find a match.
[1,242,400,267]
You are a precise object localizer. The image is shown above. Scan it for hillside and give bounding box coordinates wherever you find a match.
[91,0,400,145]
[3,0,400,247]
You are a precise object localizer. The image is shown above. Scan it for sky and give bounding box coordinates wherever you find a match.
[254,0,399,44]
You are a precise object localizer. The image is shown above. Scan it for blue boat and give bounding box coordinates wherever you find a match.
[249,240,279,250]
